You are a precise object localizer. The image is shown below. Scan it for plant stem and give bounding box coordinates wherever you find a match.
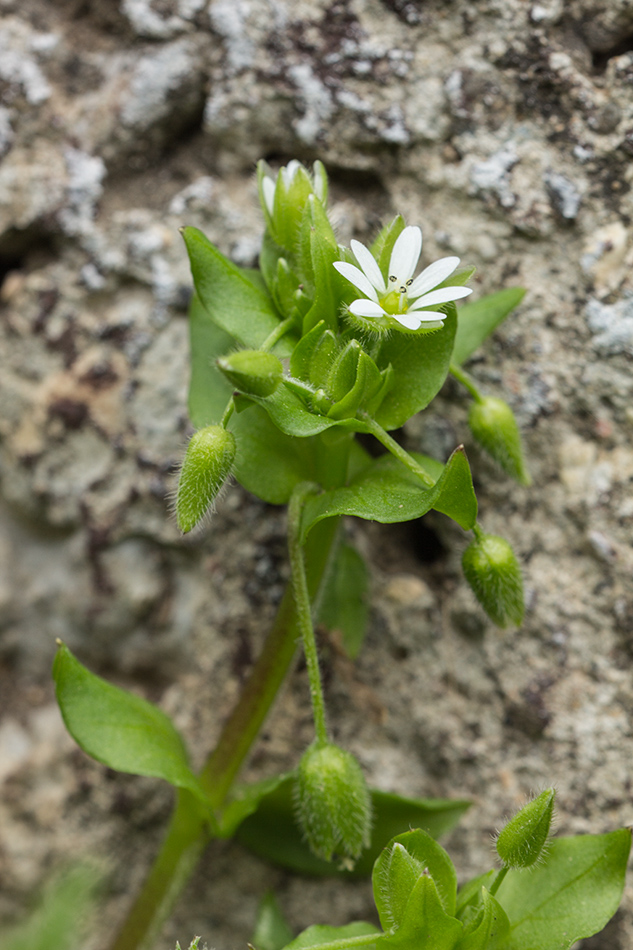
[107,516,341,950]
[488,865,509,897]
[288,482,329,746]
[261,316,295,352]
[221,396,235,428]
[449,362,483,402]
[357,412,434,488]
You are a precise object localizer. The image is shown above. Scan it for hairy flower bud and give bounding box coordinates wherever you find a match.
[217,350,283,397]
[176,426,236,533]
[496,789,556,869]
[295,742,372,865]
[468,396,531,485]
[462,532,524,628]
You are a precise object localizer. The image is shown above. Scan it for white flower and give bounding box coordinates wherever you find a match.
[333,225,472,331]
[260,160,327,216]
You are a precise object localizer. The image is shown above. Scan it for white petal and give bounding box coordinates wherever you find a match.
[409,286,473,309]
[349,298,387,318]
[262,177,275,215]
[282,160,300,185]
[408,256,460,299]
[399,310,446,326]
[351,240,386,293]
[333,261,379,302]
[388,226,422,286]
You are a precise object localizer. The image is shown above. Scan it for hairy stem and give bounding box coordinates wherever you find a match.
[357,412,434,488]
[288,482,329,746]
[107,516,341,950]
[449,362,484,402]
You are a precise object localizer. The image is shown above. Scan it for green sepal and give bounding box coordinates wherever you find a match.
[327,340,361,403]
[468,396,531,485]
[496,789,556,869]
[452,287,526,366]
[462,532,524,627]
[52,644,211,809]
[454,888,509,950]
[301,196,342,334]
[217,350,283,397]
[295,743,372,864]
[272,257,303,318]
[371,215,406,280]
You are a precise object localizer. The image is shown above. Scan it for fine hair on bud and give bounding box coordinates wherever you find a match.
[462,532,524,628]
[176,426,236,533]
[294,742,372,866]
[468,396,531,485]
[496,788,556,869]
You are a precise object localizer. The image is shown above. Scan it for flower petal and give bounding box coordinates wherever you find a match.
[388,226,422,287]
[409,285,472,309]
[349,298,387,318]
[351,240,386,293]
[397,310,446,327]
[262,177,276,215]
[333,262,379,302]
[408,256,460,299]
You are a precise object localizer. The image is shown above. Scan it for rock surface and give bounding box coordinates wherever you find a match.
[1,0,633,947]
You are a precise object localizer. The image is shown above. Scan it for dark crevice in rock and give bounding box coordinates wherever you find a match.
[405,518,446,565]
[591,32,633,72]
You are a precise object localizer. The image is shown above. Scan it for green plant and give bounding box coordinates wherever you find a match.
[51,159,629,949]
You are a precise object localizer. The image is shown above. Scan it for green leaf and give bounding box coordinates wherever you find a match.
[374,304,457,430]
[373,829,458,927]
[454,888,509,950]
[1,865,100,950]
[53,644,209,806]
[188,292,234,428]
[182,227,295,352]
[452,288,525,366]
[455,871,496,919]
[300,447,478,542]
[235,775,469,878]
[230,405,322,504]
[251,892,294,950]
[496,829,631,950]
[377,875,462,950]
[317,542,370,658]
[283,922,380,950]
[240,386,358,438]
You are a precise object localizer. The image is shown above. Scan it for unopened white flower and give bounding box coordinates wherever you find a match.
[333,225,472,331]
[260,159,327,216]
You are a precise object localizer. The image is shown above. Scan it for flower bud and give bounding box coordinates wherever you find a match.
[176,426,236,533]
[295,742,372,865]
[217,351,283,397]
[462,532,524,628]
[468,396,531,485]
[496,789,556,869]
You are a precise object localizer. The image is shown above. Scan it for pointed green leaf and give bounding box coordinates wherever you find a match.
[496,830,631,950]
[452,288,526,366]
[283,922,380,950]
[300,447,477,541]
[182,227,295,352]
[374,304,457,430]
[317,542,370,658]
[53,644,209,805]
[235,775,469,878]
[219,772,293,838]
[251,892,294,950]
